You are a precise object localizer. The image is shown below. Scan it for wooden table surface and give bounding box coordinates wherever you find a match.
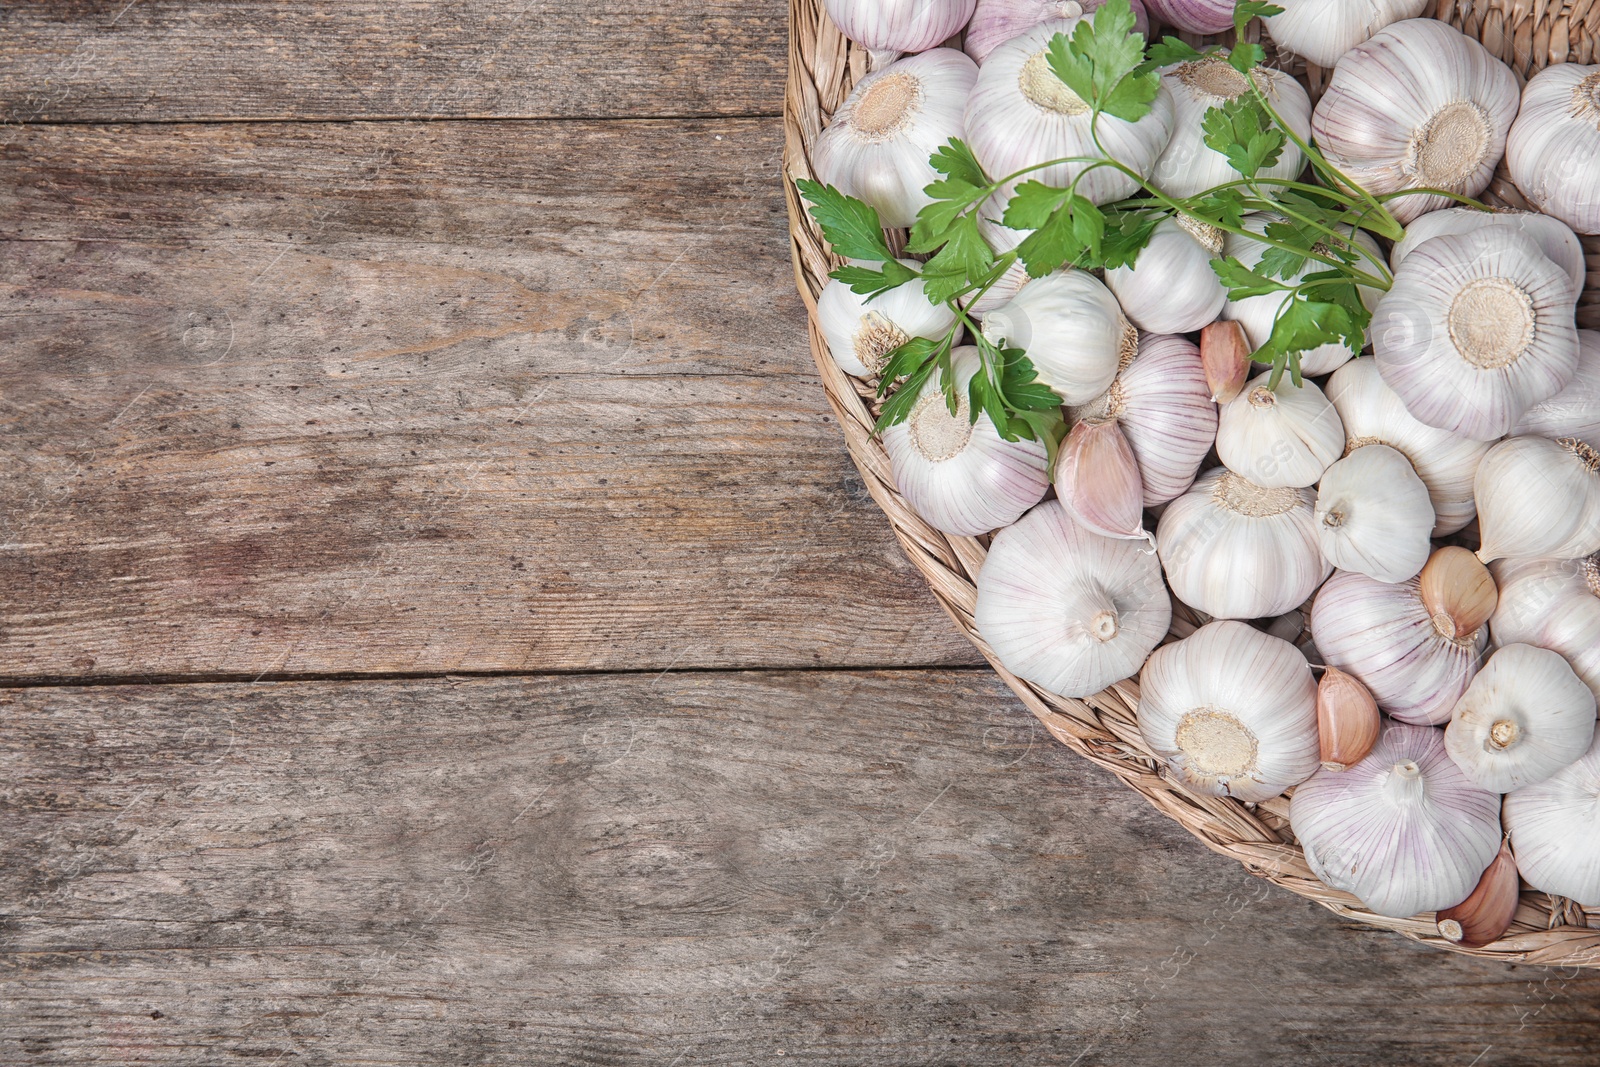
[3,4,1600,1063]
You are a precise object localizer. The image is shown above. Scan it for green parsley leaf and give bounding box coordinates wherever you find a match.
[1211,255,1293,299]
[1100,208,1161,270]
[1254,294,1357,389]
[874,361,936,432]
[1228,40,1267,73]
[1045,0,1159,123]
[1141,36,1206,71]
[797,179,897,263]
[1002,180,1072,231]
[1234,0,1286,33]
[876,335,943,396]
[1016,195,1100,277]
[829,260,920,297]
[1188,189,1247,230]
[1230,2,1284,71]
[928,138,988,189]
[1201,96,1285,179]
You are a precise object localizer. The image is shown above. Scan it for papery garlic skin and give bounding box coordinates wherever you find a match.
[1490,555,1600,703]
[823,0,979,63]
[1373,229,1580,441]
[1473,436,1600,564]
[1445,644,1597,793]
[976,499,1172,699]
[1138,620,1320,801]
[965,21,1176,206]
[1311,19,1520,224]
[1292,720,1503,918]
[1215,372,1344,489]
[1151,59,1311,199]
[882,346,1051,536]
[1515,330,1600,450]
[1506,64,1600,236]
[1325,358,1491,536]
[1262,0,1429,68]
[1318,666,1381,772]
[1103,216,1227,334]
[1504,731,1600,906]
[817,263,960,378]
[1314,444,1434,584]
[1157,468,1329,620]
[980,269,1134,405]
[813,49,979,228]
[1311,568,1487,726]
[1140,0,1233,34]
[1420,546,1498,641]
[1071,333,1218,506]
[1201,319,1251,405]
[1392,207,1587,304]
[964,0,1148,64]
[1437,839,1520,947]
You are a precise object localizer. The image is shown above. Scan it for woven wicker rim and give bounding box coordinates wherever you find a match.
[783,0,1600,966]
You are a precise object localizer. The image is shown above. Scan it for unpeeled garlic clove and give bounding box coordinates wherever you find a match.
[1437,839,1520,947]
[1318,667,1381,772]
[1055,417,1152,546]
[1200,319,1251,404]
[1419,546,1497,642]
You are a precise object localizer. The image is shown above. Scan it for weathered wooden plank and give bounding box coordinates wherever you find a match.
[0,119,981,679]
[0,2,784,124]
[2,669,1596,1065]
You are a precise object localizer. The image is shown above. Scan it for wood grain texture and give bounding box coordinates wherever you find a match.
[0,1,784,124]
[4,669,1598,1066]
[0,118,982,680]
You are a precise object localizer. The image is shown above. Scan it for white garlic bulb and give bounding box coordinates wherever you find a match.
[822,0,979,67]
[1311,568,1487,726]
[1391,207,1587,304]
[1310,19,1520,224]
[1314,444,1434,585]
[1262,0,1429,68]
[976,499,1171,699]
[1506,63,1600,236]
[1504,731,1600,906]
[817,263,960,378]
[979,269,1135,405]
[1473,436,1600,564]
[964,0,1149,64]
[1138,620,1320,801]
[1070,332,1218,506]
[1373,229,1580,441]
[1215,372,1345,489]
[1291,720,1503,918]
[1325,358,1490,536]
[1491,555,1600,702]
[964,21,1176,207]
[1515,330,1600,449]
[1150,58,1311,199]
[813,49,979,229]
[882,346,1051,536]
[1221,216,1385,376]
[1445,644,1597,793]
[1156,467,1329,620]
[1103,216,1227,334]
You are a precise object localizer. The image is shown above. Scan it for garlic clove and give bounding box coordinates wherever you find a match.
[1263,0,1429,69]
[817,260,961,379]
[1473,436,1600,564]
[1103,216,1228,334]
[1419,546,1498,642]
[1314,444,1434,585]
[1215,371,1345,489]
[1444,643,1597,793]
[1200,319,1251,404]
[1490,555,1600,703]
[1318,667,1381,772]
[1506,64,1600,236]
[1391,207,1587,305]
[964,0,1148,65]
[822,0,979,59]
[1504,731,1600,907]
[1514,330,1600,450]
[1437,839,1520,948]
[1055,417,1152,545]
[980,269,1135,406]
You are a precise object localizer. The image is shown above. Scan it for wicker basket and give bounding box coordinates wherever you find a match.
[783,0,1600,965]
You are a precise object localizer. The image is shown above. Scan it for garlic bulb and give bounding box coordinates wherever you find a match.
[1138,620,1320,801]
[1054,417,1151,545]
[965,21,1176,206]
[1262,0,1429,68]
[1156,467,1329,620]
[1391,207,1587,304]
[1506,64,1600,236]
[1436,839,1520,947]
[1221,216,1385,376]
[1201,319,1251,405]
[1373,229,1580,441]
[1490,555,1600,702]
[979,269,1134,405]
[1324,358,1490,536]
[822,0,979,67]
[1313,444,1434,584]
[1310,19,1519,224]
[1318,666,1381,772]
[1103,216,1227,334]
[1504,731,1600,906]
[1215,372,1344,489]
[1473,436,1600,564]
[1150,58,1311,199]
[1515,330,1600,449]
[976,499,1171,698]
[1311,566,1487,726]
[1444,644,1597,793]
[813,49,979,229]
[817,263,961,378]
[1139,0,1233,34]
[1070,332,1218,506]
[882,346,1051,535]
[1291,720,1503,918]
[964,0,1148,64]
